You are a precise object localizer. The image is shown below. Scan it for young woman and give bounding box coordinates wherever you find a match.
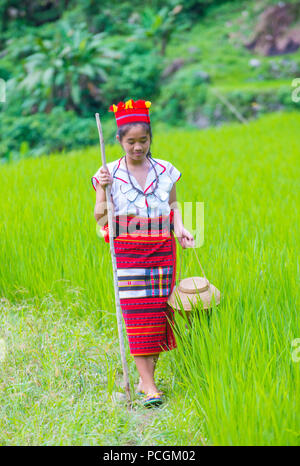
[91,99,194,407]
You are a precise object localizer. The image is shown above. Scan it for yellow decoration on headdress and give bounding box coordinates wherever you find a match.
[145,101,151,108]
[125,99,133,109]
[112,104,118,112]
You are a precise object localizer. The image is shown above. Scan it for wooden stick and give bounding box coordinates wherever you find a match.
[210,88,248,125]
[95,113,131,407]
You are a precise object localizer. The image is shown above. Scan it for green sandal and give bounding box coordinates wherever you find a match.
[137,388,163,396]
[143,392,163,408]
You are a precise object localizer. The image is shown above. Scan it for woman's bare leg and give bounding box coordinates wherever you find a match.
[135,353,160,394]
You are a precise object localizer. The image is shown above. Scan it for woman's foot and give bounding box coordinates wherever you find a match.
[136,380,145,395]
[135,354,162,396]
[136,378,162,396]
[137,382,159,395]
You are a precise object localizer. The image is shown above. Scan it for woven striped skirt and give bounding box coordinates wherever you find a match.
[113,213,177,356]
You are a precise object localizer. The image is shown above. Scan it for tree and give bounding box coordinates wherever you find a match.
[128,4,187,56]
[9,20,121,115]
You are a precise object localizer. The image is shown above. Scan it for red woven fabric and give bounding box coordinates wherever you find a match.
[108,99,151,127]
[113,213,177,356]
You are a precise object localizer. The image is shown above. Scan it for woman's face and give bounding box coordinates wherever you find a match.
[117,125,151,163]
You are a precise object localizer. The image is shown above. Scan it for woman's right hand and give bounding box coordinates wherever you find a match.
[98,166,113,189]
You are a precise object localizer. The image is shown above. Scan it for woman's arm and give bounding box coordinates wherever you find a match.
[94,167,114,227]
[169,184,195,249]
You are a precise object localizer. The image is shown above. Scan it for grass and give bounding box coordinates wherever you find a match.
[165,0,300,86]
[210,80,295,91]
[0,111,299,445]
[0,298,203,446]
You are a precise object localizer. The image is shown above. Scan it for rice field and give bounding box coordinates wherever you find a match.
[0,111,299,445]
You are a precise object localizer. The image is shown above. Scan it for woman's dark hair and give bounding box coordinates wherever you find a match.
[117,122,153,157]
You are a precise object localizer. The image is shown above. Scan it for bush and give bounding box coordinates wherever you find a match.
[3,20,121,117]
[100,40,163,105]
[194,83,299,127]
[0,107,101,161]
[154,64,210,125]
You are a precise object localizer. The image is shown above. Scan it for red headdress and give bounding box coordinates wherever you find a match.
[109,99,151,127]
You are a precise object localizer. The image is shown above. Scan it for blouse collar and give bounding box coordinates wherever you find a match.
[113,156,166,194]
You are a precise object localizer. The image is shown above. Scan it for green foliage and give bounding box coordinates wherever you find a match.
[66,0,149,35]
[101,40,163,105]
[1,0,300,161]
[127,5,190,56]
[5,20,121,116]
[0,108,99,161]
[255,57,300,81]
[199,83,298,126]
[0,0,68,35]
[155,65,210,125]
[0,56,12,81]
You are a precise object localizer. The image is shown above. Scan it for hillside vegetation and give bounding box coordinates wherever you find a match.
[0,0,300,159]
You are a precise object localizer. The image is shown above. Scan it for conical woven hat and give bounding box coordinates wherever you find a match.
[168,276,221,311]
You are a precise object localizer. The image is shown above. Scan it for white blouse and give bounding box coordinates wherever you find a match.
[91,156,181,217]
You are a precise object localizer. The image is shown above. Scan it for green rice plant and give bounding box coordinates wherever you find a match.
[0,111,299,445]
[105,353,117,397]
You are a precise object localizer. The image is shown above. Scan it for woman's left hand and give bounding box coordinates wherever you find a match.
[174,226,195,249]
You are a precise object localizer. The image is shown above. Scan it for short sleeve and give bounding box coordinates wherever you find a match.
[91,162,116,192]
[91,167,101,191]
[167,162,182,184]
